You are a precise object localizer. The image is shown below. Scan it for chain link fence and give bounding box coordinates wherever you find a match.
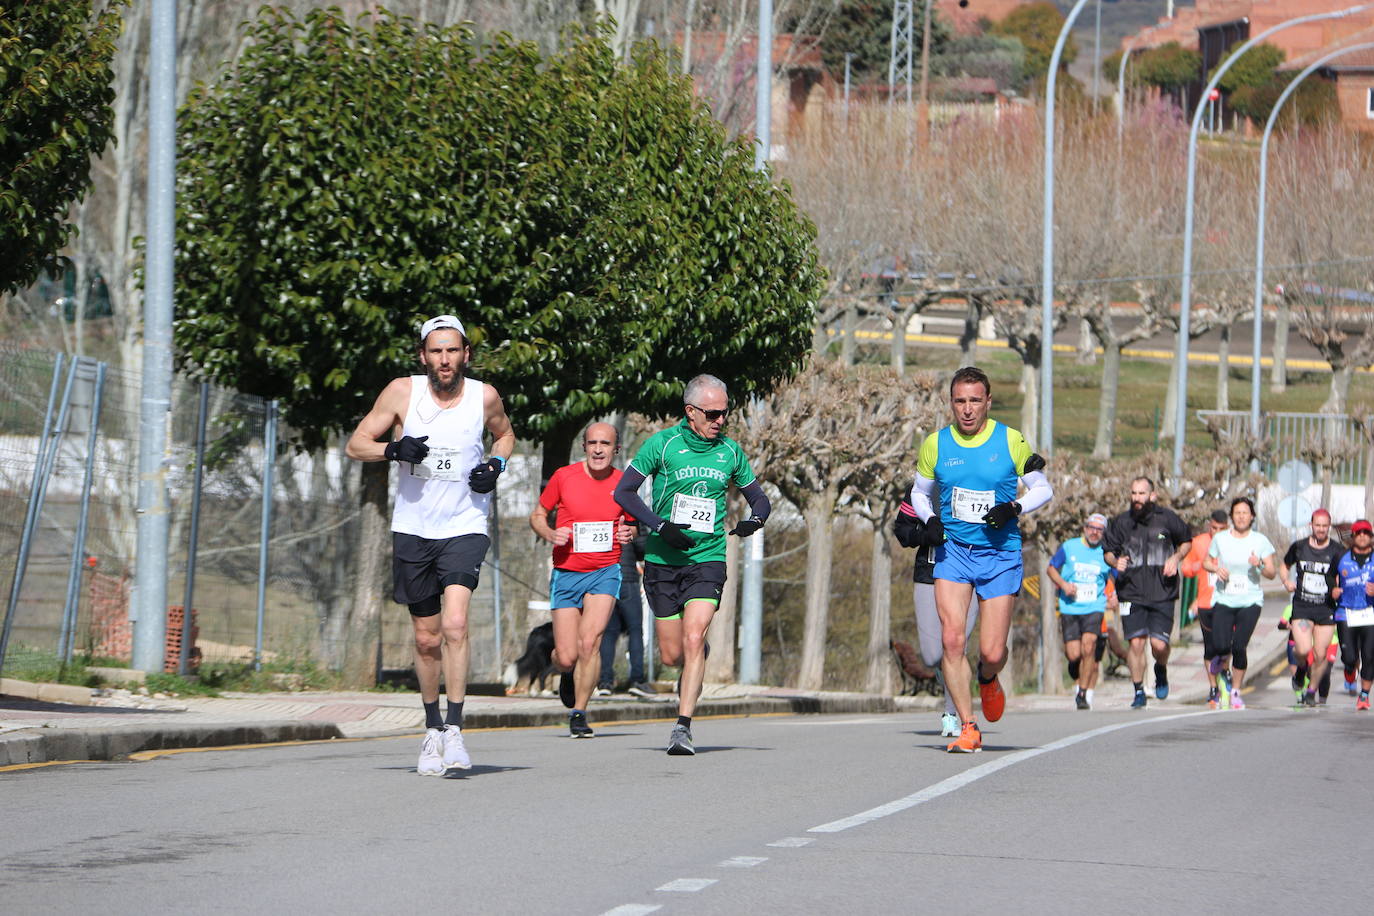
[0,346,566,686]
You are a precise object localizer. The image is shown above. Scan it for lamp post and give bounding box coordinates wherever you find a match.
[1249,41,1374,443]
[1040,0,1096,455]
[1169,3,1372,479]
[1116,44,1135,145]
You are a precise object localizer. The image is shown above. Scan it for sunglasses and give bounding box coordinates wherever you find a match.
[1085,525,1106,532]
[689,404,728,421]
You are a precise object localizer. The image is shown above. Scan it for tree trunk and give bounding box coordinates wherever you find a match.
[797,490,837,690]
[706,527,739,683]
[1159,353,1179,443]
[1092,340,1122,459]
[959,298,981,368]
[1038,549,1063,694]
[1077,317,1096,364]
[540,420,581,492]
[1270,299,1290,392]
[343,460,390,687]
[1216,322,1230,411]
[840,302,857,367]
[1019,360,1038,443]
[1324,365,1352,417]
[865,524,894,695]
[891,303,916,373]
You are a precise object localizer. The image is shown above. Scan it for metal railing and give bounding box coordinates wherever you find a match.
[1196,409,1367,485]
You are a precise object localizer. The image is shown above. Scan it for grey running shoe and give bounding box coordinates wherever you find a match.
[441,724,471,770]
[593,685,613,698]
[627,681,657,697]
[418,728,445,776]
[666,724,695,756]
[569,711,594,738]
[559,671,575,708]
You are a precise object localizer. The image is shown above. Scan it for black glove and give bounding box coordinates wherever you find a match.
[467,457,504,494]
[921,516,946,546]
[730,516,764,538]
[384,435,429,463]
[1023,453,1046,474]
[893,511,923,549]
[656,520,694,550]
[983,501,1022,529]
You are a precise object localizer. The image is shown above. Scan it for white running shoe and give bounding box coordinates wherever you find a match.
[417,728,445,776]
[441,724,471,770]
[940,712,960,737]
[1085,689,1095,708]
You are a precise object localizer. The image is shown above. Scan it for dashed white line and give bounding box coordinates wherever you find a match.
[600,906,661,916]
[767,836,815,847]
[656,878,718,892]
[809,710,1214,833]
[718,856,768,868]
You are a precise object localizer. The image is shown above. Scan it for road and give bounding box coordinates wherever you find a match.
[4,679,1369,914]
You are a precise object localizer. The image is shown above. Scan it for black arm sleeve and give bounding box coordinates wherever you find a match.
[613,467,665,530]
[740,480,771,521]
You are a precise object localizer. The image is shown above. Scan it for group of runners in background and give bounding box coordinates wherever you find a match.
[347,316,1370,774]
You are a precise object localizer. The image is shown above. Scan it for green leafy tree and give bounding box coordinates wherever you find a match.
[0,0,123,295]
[1231,71,1340,127]
[933,33,1025,93]
[175,7,822,682]
[819,0,952,86]
[991,1,1075,91]
[1212,41,1284,93]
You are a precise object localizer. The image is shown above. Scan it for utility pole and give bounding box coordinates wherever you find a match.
[889,0,914,106]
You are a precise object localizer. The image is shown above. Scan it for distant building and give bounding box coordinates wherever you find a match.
[1118,0,1374,131]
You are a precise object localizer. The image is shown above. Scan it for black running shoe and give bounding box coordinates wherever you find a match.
[1075,689,1089,710]
[559,671,575,709]
[569,711,594,738]
[1154,662,1169,700]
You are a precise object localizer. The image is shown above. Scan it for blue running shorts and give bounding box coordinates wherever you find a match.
[549,564,623,611]
[934,539,1023,600]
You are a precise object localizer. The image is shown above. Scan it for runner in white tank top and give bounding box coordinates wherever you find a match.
[346,315,515,775]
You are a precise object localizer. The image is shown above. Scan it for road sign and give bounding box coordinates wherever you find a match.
[1278,495,1314,530]
[1277,459,1314,494]
[1208,87,1221,101]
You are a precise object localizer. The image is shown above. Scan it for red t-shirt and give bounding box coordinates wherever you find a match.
[538,462,627,572]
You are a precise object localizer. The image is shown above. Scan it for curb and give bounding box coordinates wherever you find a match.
[0,721,345,767]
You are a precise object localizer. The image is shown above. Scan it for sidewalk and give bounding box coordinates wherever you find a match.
[0,596,1292,767]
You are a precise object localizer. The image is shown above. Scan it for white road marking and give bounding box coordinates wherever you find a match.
[765,717,897,726]
[809,710,1215,833]
[767,837,815,847]
[600,906,661,915]
[656,878,718,892]
[718,856,768,868]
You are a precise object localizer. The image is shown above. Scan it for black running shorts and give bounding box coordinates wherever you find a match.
[643,561,727,620]
[393,532,490,609]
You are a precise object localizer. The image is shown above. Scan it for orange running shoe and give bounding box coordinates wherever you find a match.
[1357,693,1370,711]
[946,721,982,753]
[979,677,1006,723]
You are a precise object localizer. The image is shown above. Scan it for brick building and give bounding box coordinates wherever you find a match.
[1120,0,1374,131]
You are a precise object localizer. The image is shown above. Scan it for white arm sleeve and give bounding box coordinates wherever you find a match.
[1017,469,1052,514]
[910,473,937,522]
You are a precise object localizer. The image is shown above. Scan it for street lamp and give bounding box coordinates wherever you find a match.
[1116,43,1135,145]
[1170,3,1373,479]
[1040,0,1096,455]
[1249,41,1374,443]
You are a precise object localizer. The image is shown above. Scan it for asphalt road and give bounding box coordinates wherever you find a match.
[4,683,1369,915]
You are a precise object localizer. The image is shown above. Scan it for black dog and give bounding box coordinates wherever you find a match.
[507,621,558,696]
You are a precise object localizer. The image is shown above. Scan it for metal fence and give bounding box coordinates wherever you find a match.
[1196,409,1368,486]
[0,346,565,685]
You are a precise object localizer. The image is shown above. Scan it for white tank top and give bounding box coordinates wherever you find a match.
[391,375,491,539]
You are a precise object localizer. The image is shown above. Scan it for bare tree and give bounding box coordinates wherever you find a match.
[733,359,942,690]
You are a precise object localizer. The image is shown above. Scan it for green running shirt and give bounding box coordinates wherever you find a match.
[629,419,757,566]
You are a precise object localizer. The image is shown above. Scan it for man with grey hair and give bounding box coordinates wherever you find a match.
[614,374,770,755]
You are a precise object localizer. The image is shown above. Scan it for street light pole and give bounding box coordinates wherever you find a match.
[1249,41,1374,443]
[1170,3,1372,479]
[1040,0,1095,455]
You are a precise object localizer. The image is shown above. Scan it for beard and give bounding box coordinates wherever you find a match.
[426,364,461,396]
[1129,501,1154,523]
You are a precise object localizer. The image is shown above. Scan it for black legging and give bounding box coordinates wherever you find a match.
[1338,620,1360,676]
[1198,607,1215,660]
[1350,624,1374,685]
[1212,604,1261,670]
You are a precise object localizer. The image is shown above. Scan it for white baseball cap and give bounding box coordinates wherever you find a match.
[419,314,466,342]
